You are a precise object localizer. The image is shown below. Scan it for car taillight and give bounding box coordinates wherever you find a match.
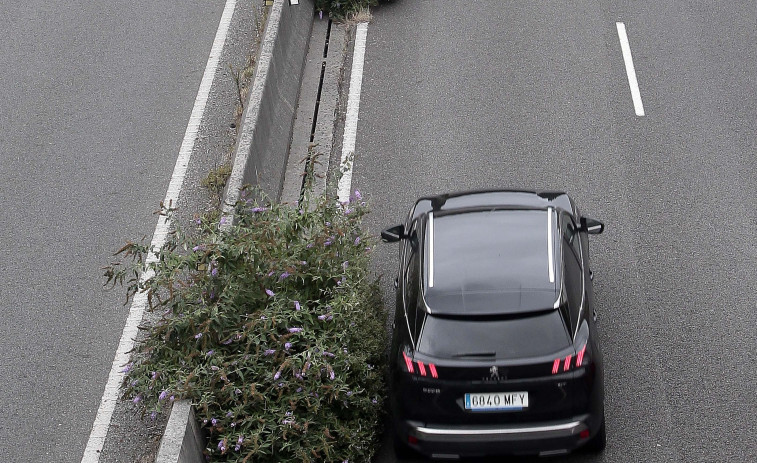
[576,343,587,367]
[552,342,589,374]
[402,352,439,379]
[402,352,414,374]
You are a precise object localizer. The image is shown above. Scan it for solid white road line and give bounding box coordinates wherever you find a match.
[616,22,645,116]
[337,22,369,203]
[80,1,237,461]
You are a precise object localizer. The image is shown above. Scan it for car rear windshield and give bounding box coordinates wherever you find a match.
[417,310,571,359]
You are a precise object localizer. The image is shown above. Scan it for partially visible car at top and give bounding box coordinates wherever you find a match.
[382,190,606,459]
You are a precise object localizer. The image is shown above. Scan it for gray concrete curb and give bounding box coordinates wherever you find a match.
[155,1,315,461]
[155,401,205,463]
[224,0,315,217]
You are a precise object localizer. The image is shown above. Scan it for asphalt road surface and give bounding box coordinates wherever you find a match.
[0,1,224,461]
[348,1,756,461]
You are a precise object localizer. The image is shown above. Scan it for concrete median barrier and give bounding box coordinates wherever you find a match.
[224,0,315,211]
[156,1,315,461]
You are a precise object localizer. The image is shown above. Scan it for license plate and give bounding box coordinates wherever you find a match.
[464,391,529,411]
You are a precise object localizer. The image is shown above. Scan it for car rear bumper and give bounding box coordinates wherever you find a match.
[400,413,597,458]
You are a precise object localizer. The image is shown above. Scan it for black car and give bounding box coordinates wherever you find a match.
[382,190,606,459]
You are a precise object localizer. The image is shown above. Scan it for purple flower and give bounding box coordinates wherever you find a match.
[329,370,335,380]
[288,327,303,333]
[264,349,276,356]
[217,440,226,452]
[206,350,214,356]
[279,271,290,280]
[211,267,218,277]
[354,236,361,245]
[120,363,133,373]
[151,371,157,380]
[294,300,301,311]
[274,370,281,380]
[278,382,284,387]
[307,243,314,248]
[372,398,378,404]
[296,387,303,392]
[267,270,275,276]
[346,391,352,396]
[226,411,233,417]
[194,217,202,225]
[319,10,323,19]
[211,365,220,371]
[237,435,244,445]
[324,239,332,246]
[251,206,267,213]
[230,422,236,427]
[285,342,292,350]
[323,351,335,357]
[260,315,267,320]
[169,395,175,402]
[212,418,218,426]
[222,338,233,345]
[235,388,241,395]
[300,260,307,265]
[220,216,229,225]
[354,190,362,200]
[192,244,205,252]
[150,412,157,420]
[234,445,240,452]
[132,395,141,404]
[318,314,328,321]
[159,390,168,401]
[265,289,275,297]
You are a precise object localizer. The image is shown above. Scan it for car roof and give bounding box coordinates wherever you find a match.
[418,191,567,316]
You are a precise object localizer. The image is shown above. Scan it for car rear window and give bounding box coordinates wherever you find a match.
[417,310,571,359]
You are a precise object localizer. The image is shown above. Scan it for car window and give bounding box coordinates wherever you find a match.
[562,243,583,331]
[417,311,571,358]
[404,220,421,340]
[561,212,582,260]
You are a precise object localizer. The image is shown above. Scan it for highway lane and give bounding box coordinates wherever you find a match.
[0,1,224,461]
[346,1,756,461]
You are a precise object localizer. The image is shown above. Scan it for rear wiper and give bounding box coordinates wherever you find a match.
[452,352,496,358]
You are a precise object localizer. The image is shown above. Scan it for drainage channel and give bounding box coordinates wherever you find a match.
[301,19,333,201]
[281,19,347,205]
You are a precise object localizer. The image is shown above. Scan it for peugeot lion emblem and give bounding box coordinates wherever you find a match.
[489,366,500,381]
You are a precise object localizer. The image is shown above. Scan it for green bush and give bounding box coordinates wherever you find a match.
[316,0,376,19]
[105,187,386,462]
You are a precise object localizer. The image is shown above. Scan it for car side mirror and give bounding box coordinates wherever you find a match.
[580,217,605,235]
[381,224,405,242]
